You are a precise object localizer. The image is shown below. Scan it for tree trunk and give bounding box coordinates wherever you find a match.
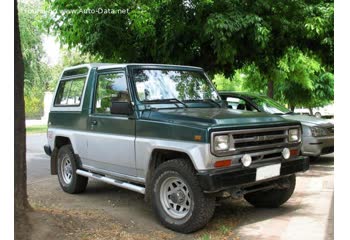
[267,80,274,99]
[14,0,30,213]
[291,105,295,112]
[309,107,313,116]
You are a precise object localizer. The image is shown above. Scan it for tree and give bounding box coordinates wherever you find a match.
[19,0,52,118]
[15,0,30,215]
[224,47,333,109]
[46,0,333,101]
[48,45,102,90]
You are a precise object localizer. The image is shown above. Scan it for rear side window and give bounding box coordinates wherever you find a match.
[54,78,85,106]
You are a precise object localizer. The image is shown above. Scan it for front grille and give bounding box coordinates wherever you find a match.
[231,127,289,153]
[211,125,300,157]
[251,152,281,162]
[235,138,285,148]
[327,127,334,135]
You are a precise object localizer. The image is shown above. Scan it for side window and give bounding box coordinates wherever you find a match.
[226,97,242,110]
[226,97,256,111]
[94,72,130,114]
[54,78,85,106]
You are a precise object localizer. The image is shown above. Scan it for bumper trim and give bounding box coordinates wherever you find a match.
[197,157,309,193]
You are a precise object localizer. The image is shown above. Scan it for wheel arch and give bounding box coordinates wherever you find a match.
[50,135,72,175]
[144,148,195,202]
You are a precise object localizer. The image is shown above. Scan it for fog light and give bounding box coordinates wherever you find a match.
[241,154,252,167]
[282,148,290,159]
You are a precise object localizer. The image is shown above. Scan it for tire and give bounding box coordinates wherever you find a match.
[151,159,216,233]
[315,112,321,118]
[244,174,296,208]
[57,145,88,194]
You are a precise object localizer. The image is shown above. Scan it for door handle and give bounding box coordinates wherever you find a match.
[91,120,98,125]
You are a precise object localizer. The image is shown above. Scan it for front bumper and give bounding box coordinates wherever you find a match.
[197,156,309,193]
[301,135,334,156]
[44,144,52,156]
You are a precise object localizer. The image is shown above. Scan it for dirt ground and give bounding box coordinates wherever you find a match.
[20,148,333,240]
[20,178,246,240]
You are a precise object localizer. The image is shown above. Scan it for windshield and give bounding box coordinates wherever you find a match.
[132,69,220,103]
[250,96,290,114]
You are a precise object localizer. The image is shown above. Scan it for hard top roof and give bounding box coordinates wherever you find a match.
[63,63,203,71]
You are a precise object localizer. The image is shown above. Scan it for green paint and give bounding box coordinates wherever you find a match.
[49,64,301,144]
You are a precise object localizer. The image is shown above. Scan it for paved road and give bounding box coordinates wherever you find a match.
[26,134,51,184]
[26,134,334,239]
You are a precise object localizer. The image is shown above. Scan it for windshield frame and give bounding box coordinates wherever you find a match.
[129,66,222,108]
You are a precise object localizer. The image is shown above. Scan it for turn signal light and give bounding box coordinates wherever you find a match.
[290,149,299,157]
[214,160,232,168]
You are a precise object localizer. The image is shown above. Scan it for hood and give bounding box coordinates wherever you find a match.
[141,108,294,128]
[281,114,333,127]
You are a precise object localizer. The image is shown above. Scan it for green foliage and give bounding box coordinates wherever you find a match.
[212,74,236,91]
[226,48,333,108]
[239,63,267,94]
[24,94,43,119]
[274,47,321,107]
[45,1,333,71]
[304,2,334,69]
[44,0,333,107]
[26,125,48,134]
[19,0,51,118]
[48,46,101,90]
[310,72,334,107]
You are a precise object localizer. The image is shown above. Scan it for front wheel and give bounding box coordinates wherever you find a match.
[244,174,296,208]
[151,159,216,233]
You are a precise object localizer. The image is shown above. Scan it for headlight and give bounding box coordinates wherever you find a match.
[288,128,300,142]
[311,127,328,137]
[214,135,229,151]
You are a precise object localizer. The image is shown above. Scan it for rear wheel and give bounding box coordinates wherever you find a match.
[57,145,88,194]
[244,174,296,208]
[151,159,216,233]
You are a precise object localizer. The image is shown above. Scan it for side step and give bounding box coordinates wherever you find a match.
[76,169,145,194]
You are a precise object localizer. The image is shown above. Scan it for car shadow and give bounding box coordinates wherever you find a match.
[303,154,334,178]
[81,181,311,239]
[71,154,333,238]
[215,197,306,225]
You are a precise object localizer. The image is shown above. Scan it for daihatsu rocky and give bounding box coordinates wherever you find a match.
[44,63,309,233]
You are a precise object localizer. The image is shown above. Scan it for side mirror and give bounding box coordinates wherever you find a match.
[110,101,133,115]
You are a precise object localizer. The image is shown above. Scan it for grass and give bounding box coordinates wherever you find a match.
[219,225,230,235]
[199,234,212,240]
[26,125,47,134]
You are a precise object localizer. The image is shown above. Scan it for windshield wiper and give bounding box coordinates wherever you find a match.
[143,98,188,108]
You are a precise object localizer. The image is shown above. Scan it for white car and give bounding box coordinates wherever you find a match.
[220,92,334,158]
[313,104,334,118]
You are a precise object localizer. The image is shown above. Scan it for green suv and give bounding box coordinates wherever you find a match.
[44,63,309,233]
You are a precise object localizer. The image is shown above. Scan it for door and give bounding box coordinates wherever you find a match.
[86,70,136,176]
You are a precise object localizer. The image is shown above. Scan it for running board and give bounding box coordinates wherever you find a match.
[76,169,145,194]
